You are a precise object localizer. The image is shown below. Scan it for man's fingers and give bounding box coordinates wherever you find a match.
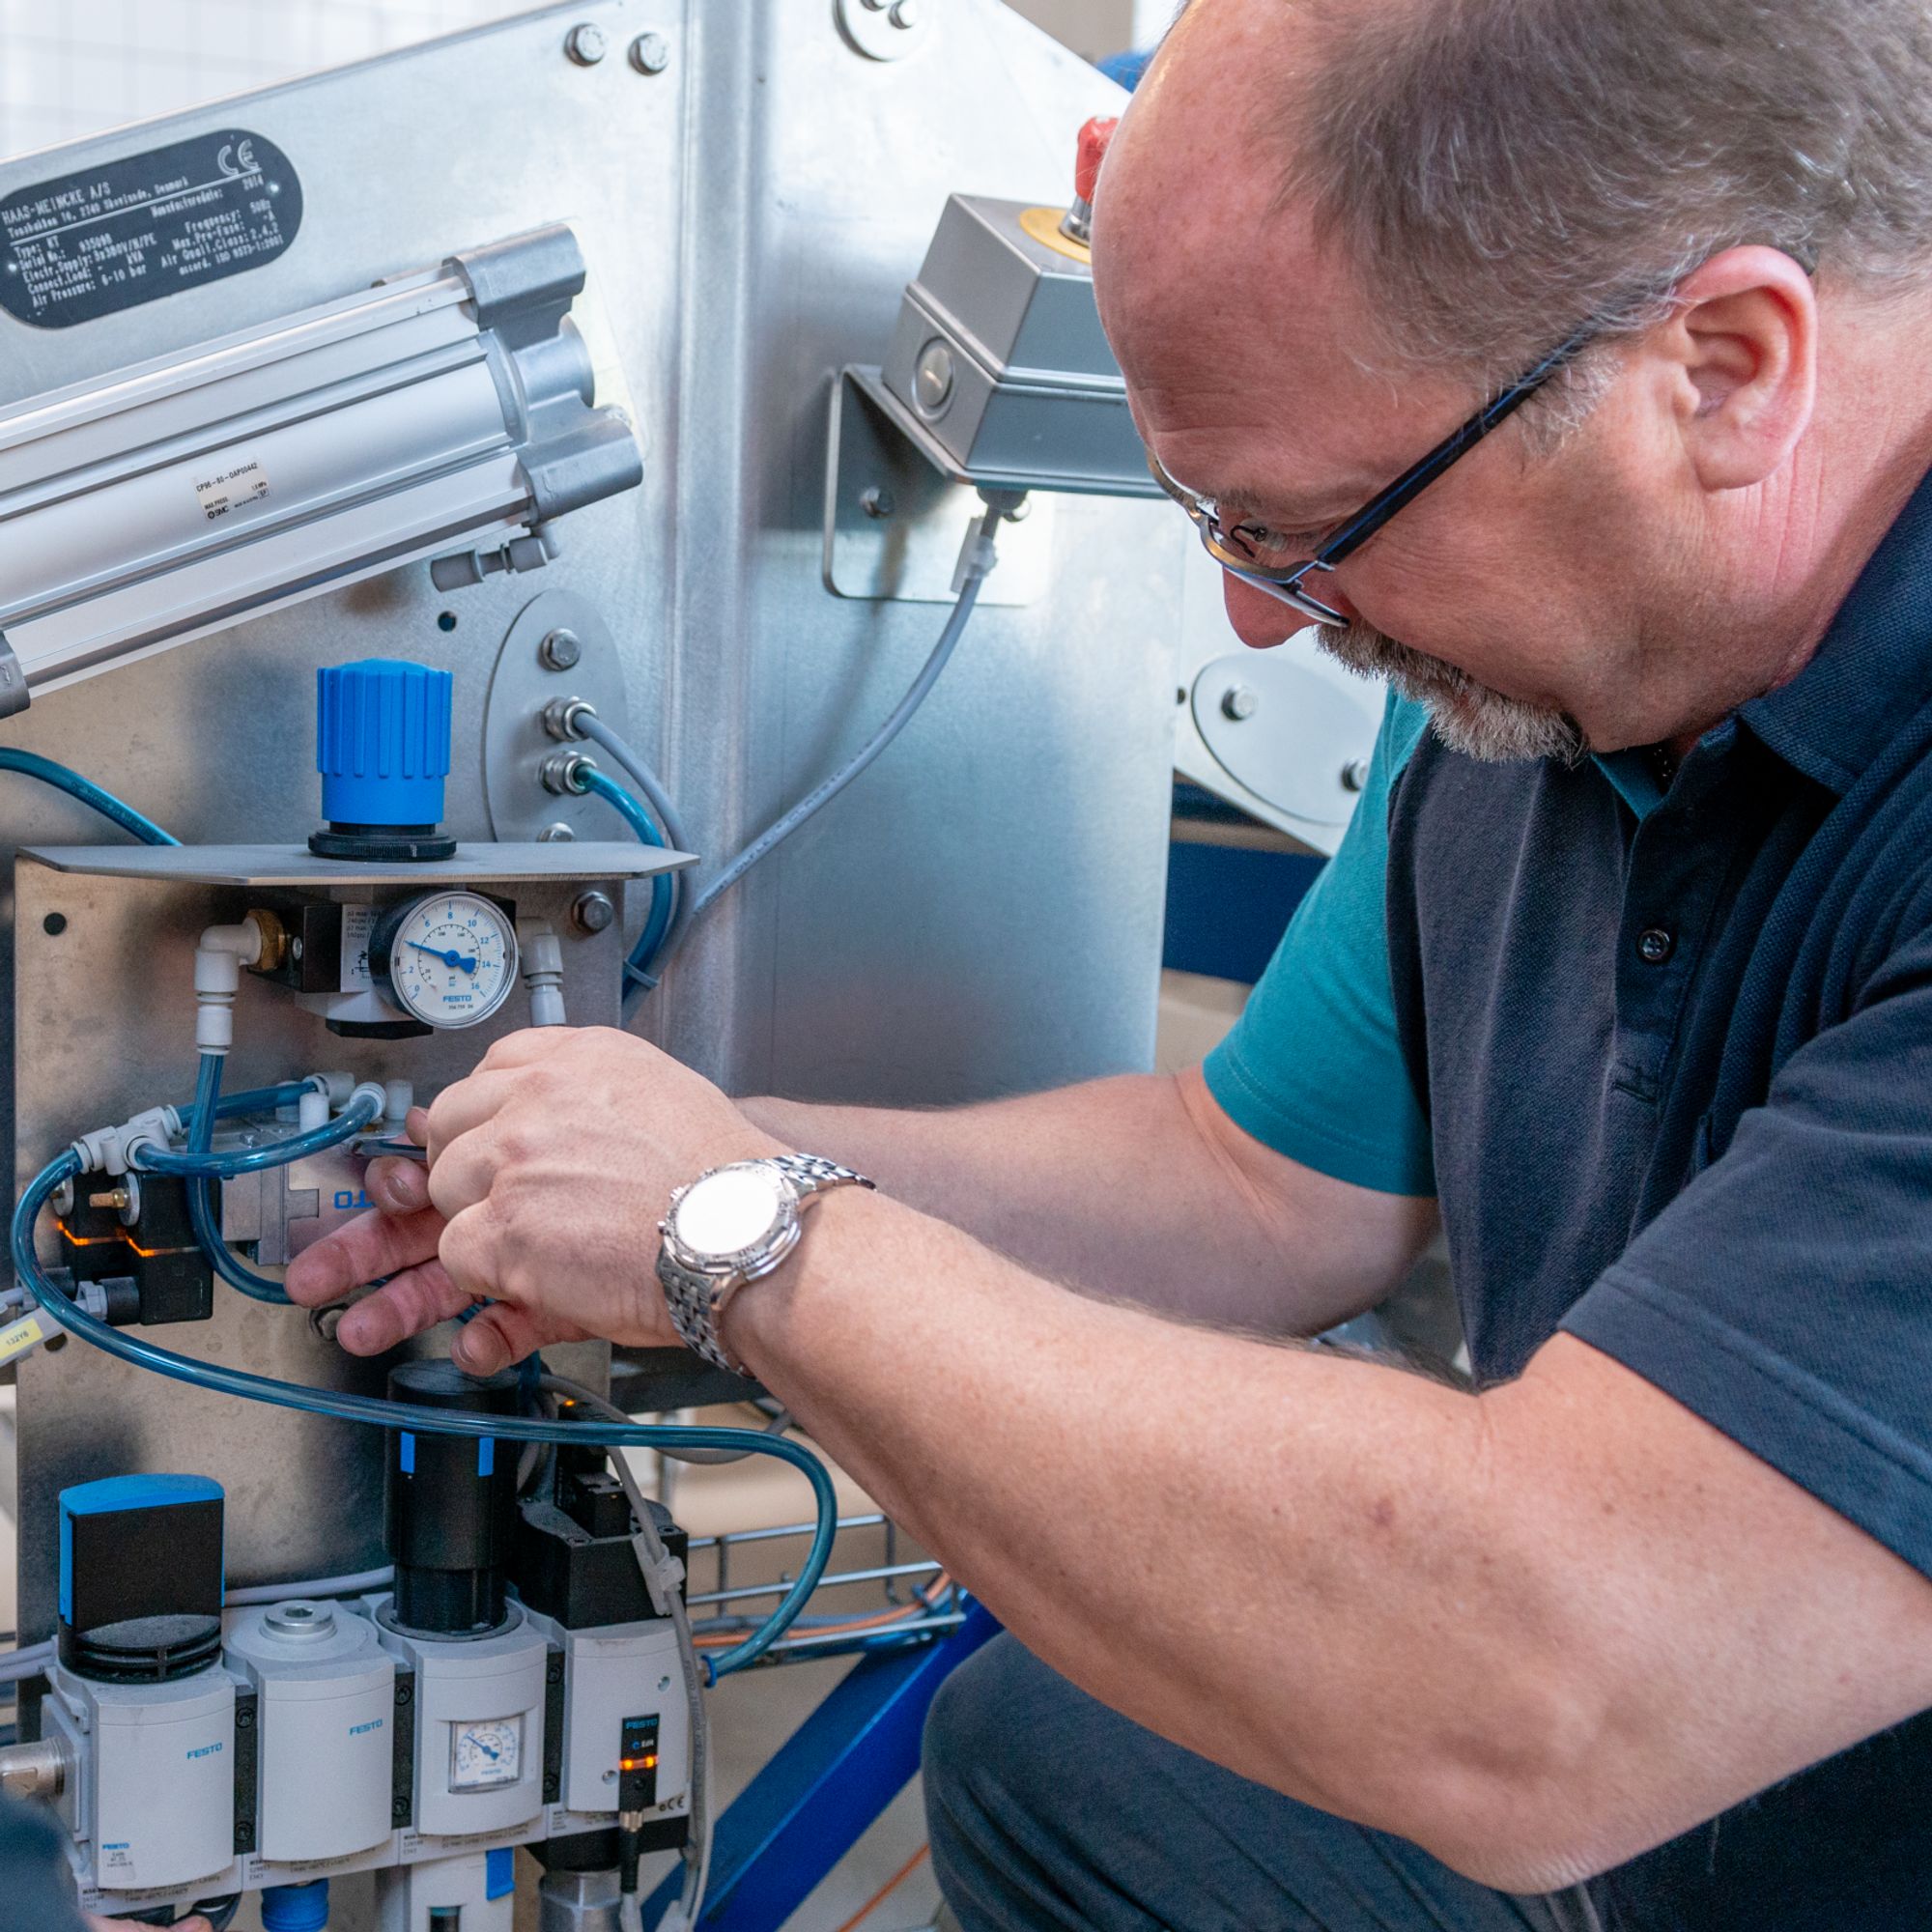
[451,1301,582,1377]
[333,1262,474,1356]
[364,1153,431,1214]
[422,1071,526,1165]
[436,1201,500,1303]
[284,1206,445,1307]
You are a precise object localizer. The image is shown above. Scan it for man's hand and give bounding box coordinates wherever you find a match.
[87,1920,211,1931]
[284,1027,783,1375]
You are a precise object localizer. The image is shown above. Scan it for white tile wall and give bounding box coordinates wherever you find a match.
[0,0,532,162]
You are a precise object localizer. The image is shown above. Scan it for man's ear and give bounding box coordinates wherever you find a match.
[1657,245,1817,493]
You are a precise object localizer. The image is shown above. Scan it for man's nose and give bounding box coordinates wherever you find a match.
[1220,571,1362,649]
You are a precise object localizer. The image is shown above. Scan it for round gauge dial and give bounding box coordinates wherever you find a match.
[449,1715,523,1791]
[373,892,519,1030]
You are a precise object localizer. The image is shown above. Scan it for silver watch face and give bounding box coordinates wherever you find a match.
[671,1163,790,1264]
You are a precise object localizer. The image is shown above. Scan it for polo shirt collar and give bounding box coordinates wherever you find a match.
[1736,462,1932,797]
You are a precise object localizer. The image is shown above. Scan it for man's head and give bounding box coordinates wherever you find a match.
[1094,0,1932,757]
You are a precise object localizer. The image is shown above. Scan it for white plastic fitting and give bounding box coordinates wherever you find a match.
[384,1080,414,1124]
[519,919,567,1027]
[193,918,267,1055]
[347,1082,388,1125]
[71,1105,183,1177]
[306,1070,355,1107]
[297,1090,330,1133]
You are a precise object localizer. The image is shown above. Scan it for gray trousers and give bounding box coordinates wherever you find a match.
[923,1634,1605,1932]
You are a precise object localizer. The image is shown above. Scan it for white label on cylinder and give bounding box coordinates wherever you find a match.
[193,457,270,523]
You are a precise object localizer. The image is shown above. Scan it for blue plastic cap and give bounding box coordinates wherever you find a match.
[316,660,452,829]
[262,1880,329,1931]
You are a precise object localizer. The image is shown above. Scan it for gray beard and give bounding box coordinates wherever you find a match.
[1316,621,1587,766]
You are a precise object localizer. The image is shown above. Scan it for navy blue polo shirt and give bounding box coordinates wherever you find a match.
[1206,469,1932,1927]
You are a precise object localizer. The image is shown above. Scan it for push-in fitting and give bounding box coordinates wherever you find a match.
[541,696,597,742]
[541,751,597,796]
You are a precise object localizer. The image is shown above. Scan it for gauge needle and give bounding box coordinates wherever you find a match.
[409,941,477,974]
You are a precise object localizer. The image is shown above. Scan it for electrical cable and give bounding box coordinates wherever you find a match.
[576,713,691,856]
[0,749,178,848]
[543,1374,711,1932]
[575,713,699,977]
[657,506,1005,981]
[577,765,677,987]
[831,1843,931,1932]
[14,1150,836,1678]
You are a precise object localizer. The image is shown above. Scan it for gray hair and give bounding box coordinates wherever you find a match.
[1275,0,1932,391]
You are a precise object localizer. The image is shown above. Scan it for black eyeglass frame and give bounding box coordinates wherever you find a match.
[1151,318,1603,625]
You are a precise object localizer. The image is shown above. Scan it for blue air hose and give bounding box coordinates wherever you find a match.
[0,749,177,846]
[578,765,677,990]
[180,1056,297,1304]
[14,1147,833,1677]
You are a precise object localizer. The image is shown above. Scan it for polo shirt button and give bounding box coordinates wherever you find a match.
[1636,926,1675,965]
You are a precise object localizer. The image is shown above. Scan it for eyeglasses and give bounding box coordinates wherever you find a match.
[1149,319,1602,626]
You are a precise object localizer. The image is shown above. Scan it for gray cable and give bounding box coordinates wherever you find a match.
[690,503,1004,924]
[575,711,700,977]
[542,1374,712,1932]
[623,502,1007,1015]
[577,713,691,856]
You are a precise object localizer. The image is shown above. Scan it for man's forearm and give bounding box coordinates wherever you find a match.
[724,1185,1553,1881]
[745,1071,1431,1336]
[724,1189,1932,1893]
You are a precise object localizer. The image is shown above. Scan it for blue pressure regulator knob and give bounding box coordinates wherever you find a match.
[309,659,457,862]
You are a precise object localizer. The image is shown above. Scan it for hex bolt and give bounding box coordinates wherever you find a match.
[1341,758,1370,793]
[539,628,582,672]
[1221,686,1259,722]
[859,485,895,520]
[890,0,922,24]
[571,890,617,935]
[630,31,670,72]
[566,22,608,64]
[538,821,578,842]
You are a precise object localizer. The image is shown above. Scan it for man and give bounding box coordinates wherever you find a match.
[285,0,1932,1924]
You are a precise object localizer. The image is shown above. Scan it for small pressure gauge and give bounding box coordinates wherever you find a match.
[449,1715,523,1791]
[371,891,519,1030]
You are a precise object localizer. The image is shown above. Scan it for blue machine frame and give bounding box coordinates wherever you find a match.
[645,1605,1001,1930]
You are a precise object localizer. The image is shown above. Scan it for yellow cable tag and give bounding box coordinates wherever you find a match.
[0,1312,46,1365]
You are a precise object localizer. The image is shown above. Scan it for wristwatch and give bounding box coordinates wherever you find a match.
[657,1153,875,1374]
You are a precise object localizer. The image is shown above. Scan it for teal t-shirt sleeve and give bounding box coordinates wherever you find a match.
[1202,690,1436,1196]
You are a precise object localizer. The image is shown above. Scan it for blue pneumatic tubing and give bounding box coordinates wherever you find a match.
[0,749,178,846]
[14,1148,835,1677]
[578,765,677,986]
[181,1056,298,1304]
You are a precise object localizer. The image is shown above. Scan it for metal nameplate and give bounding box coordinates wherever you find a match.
[0,128,302,328]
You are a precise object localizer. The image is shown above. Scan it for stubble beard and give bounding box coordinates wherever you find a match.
[1315,619,1587,766]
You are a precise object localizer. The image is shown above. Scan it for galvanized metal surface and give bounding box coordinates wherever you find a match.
[1,8,1179,1916]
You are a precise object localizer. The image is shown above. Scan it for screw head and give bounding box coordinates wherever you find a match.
[1341,758,1370,793]
[630,31,670,72]
[859,484,895,520]
[538,821,577,842]
[566,21,608,64]
[914,339,955,414]
[1221,685,1259,722]
[890,0,921,23]
[571,890,617,935]
[539,627,582,672]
